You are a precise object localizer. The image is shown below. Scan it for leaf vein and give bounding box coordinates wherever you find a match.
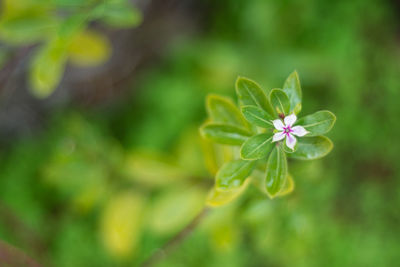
[249,112,272,126]
[249,136,272,157]
[303,118,333,128]
[244,84,262,109]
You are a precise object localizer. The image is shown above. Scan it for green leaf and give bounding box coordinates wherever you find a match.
[254,171,294,198]
[206,94,248,128]
[216,159,256,191]
[200,124,251,145]
[241,105,273,129]
[265,146,288,198]
[96,2,142,28]
[289,136,333,160]
[57,14,88,40]
[209,220,239,251]
[122,151,187,187]
[235,77,274,116]
[0,13,57,45]
[282,71,302,113]
[149,186,205,235]
[269,88,290,116]
[296,110,336,136]
[293,103,302,115]
[29,38,68,98]
[240,133,274,160]
[53,0,89,8]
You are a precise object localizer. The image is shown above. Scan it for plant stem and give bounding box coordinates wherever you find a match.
[140,207,210,267]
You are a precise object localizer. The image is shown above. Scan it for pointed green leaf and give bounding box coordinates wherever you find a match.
[240,133,274,160]
[200,124,251,145]
[235,77,274,116]
[296,110,336,136]
[241,105,273,129]
[265,146,288,198]
[216,159,256,191]
[206,94,248,128]
[283,71,302,113]
[289,136,333,160]
[269,89,290,116]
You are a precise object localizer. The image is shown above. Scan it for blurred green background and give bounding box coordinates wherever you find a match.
[0,0,399,266]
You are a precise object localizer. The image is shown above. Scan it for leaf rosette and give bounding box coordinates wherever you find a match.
[200,71,336,203]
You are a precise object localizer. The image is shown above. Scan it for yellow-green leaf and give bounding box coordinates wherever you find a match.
[209,222,239,252]
[148,186,205,235]
[29,38,68,98]
[122,151,187,187]
[100,191,145,259]
[206,180,249,207]
[276,173,295,197]
[68,30,111,67]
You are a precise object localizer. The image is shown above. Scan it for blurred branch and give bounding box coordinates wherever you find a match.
[0,240,42,267]
[140,206,210,267]
[0,202,47,262]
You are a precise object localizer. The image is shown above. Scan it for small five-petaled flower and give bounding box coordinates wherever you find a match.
[272,114,309,150]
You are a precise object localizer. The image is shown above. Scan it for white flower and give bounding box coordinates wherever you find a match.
[272,113,309,150]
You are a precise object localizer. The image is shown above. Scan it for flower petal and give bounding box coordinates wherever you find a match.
[284,113,297,127]
[272,119,284,131]
[272,131,285,142]
[291,126,309,137]
[285,133,297,150]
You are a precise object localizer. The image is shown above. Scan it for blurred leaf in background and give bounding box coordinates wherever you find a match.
[0,0,142,98]
[67,29,111,67]
[100,191,145,259]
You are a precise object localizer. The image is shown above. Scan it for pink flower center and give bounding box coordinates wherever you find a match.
[283,126,292,136]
